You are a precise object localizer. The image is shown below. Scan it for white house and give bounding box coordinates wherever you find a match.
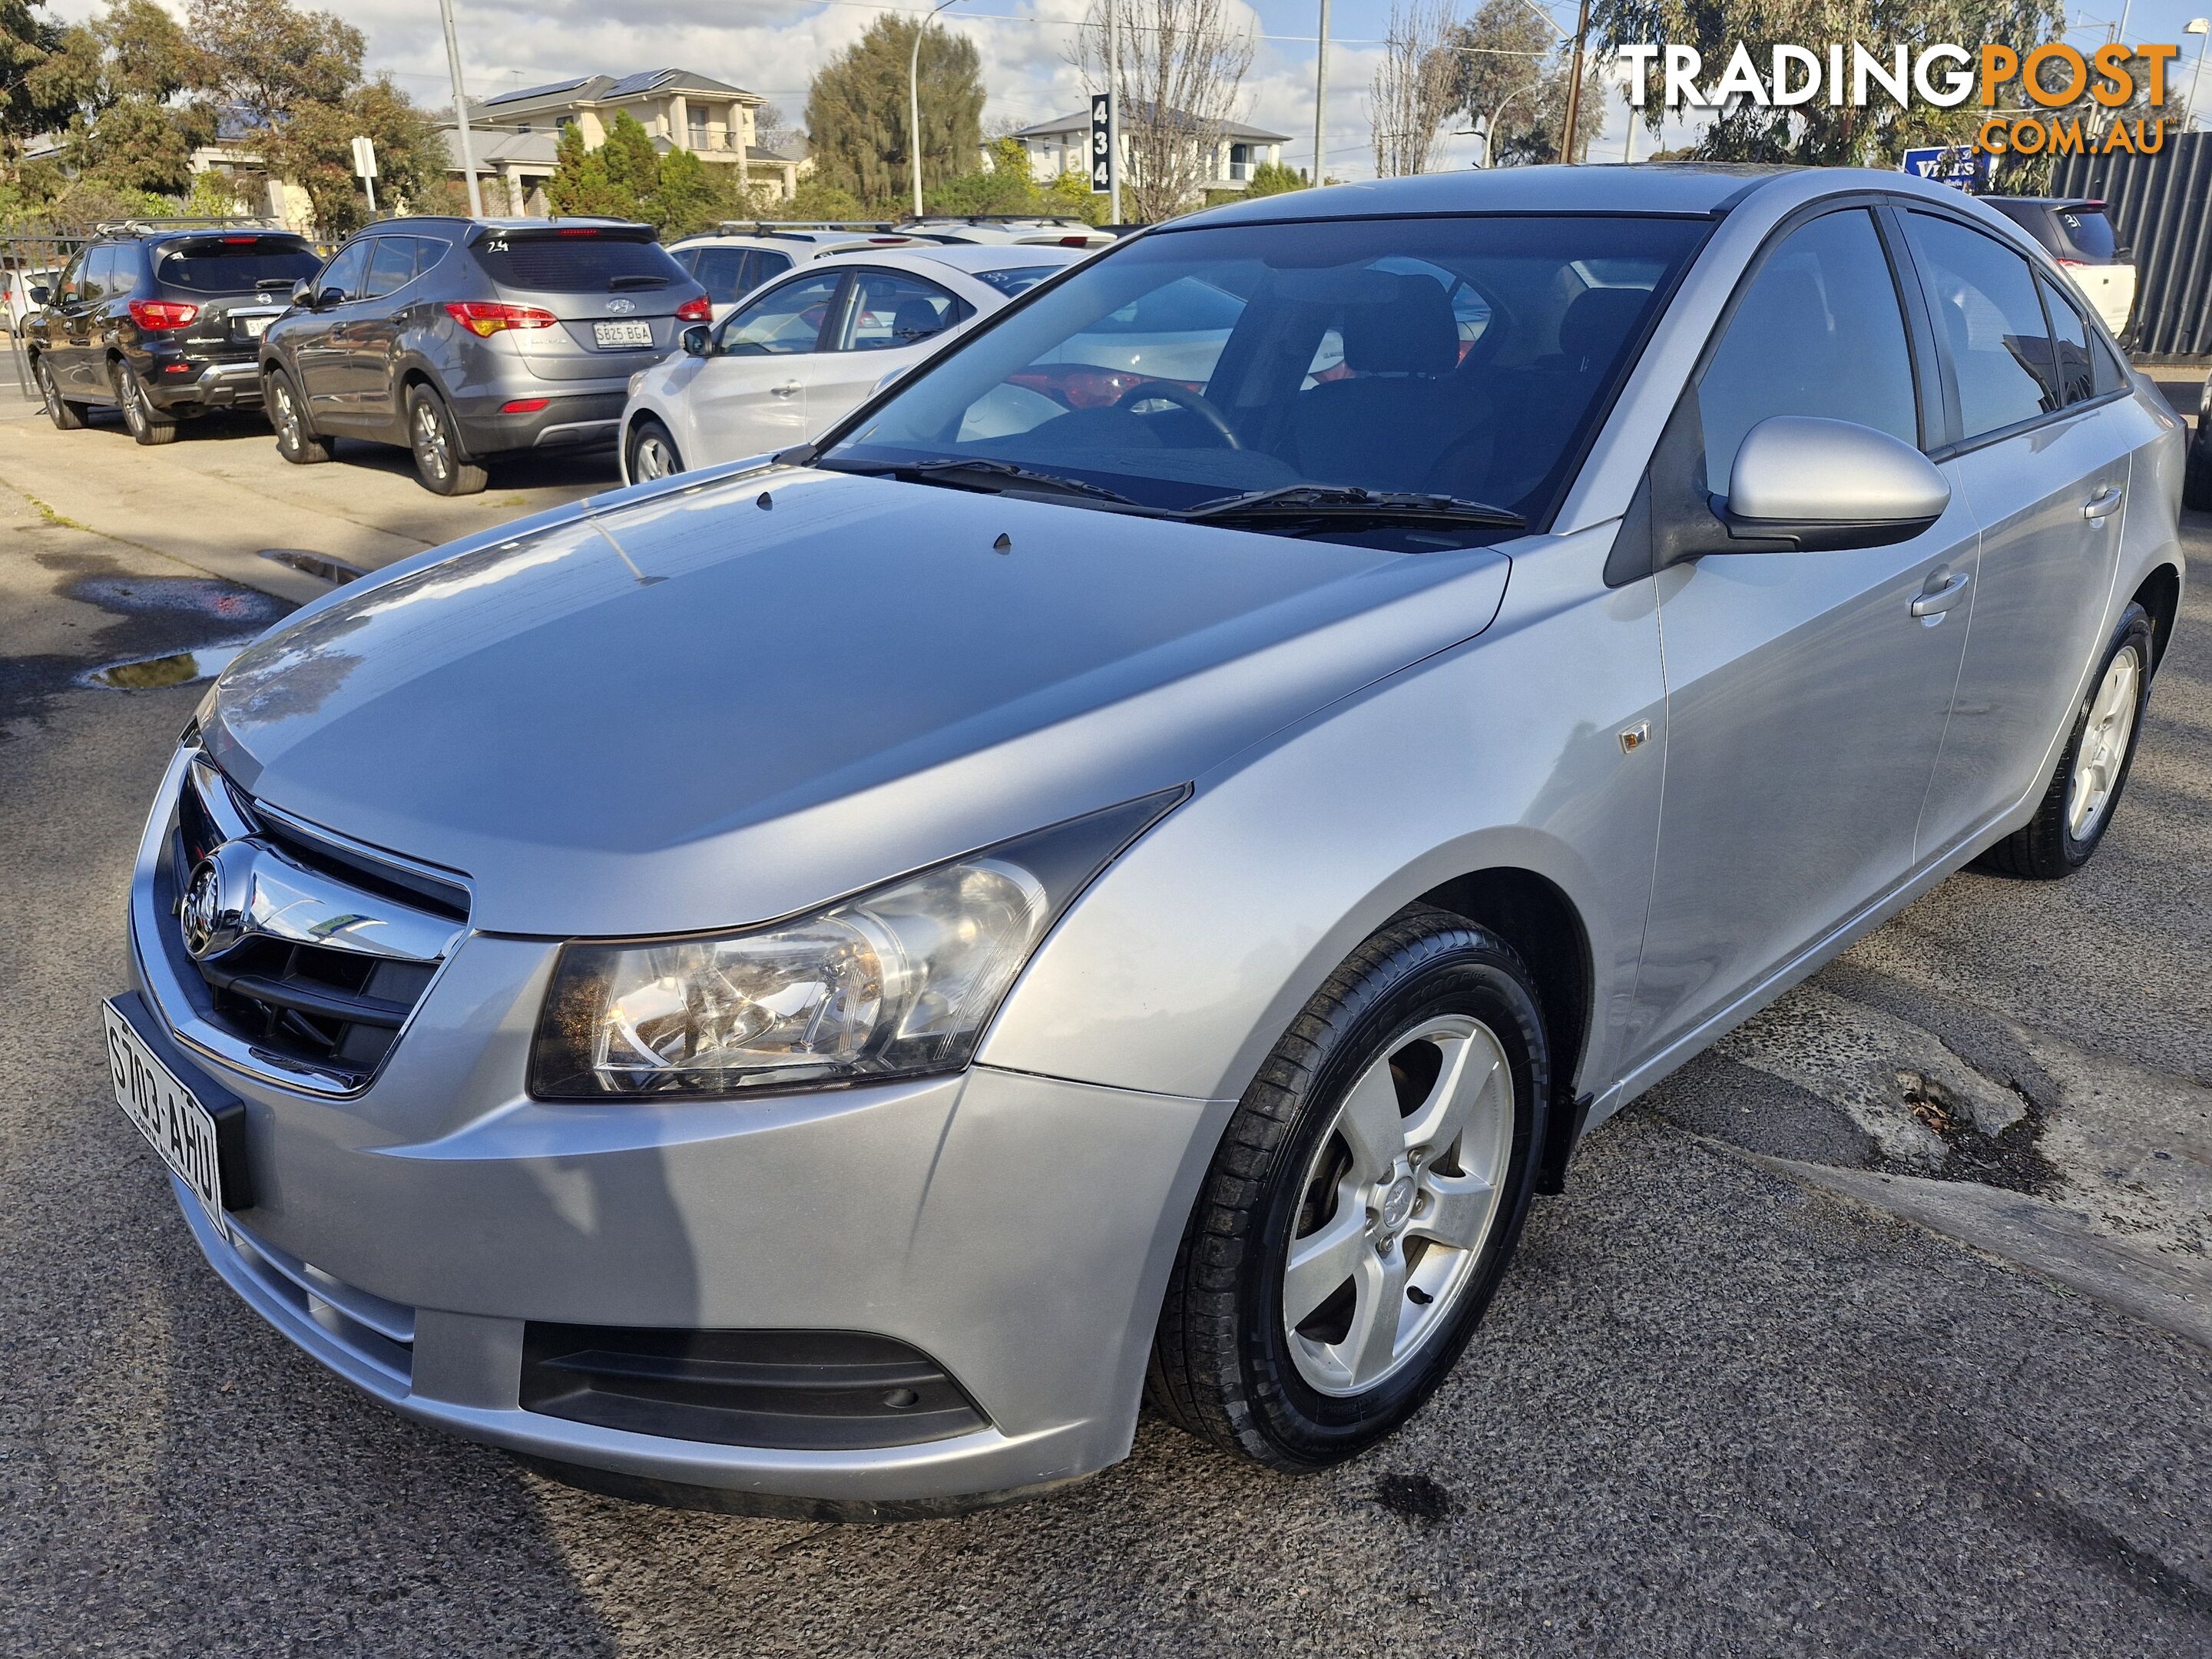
[1005,105,1289,197]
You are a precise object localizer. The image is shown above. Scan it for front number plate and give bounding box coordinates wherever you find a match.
[104,1000,227,1215]
[594,320,654,348]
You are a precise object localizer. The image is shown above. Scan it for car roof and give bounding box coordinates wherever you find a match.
[671,229,922,249]
[1188,163,1819,227]
[879,243,1090,276]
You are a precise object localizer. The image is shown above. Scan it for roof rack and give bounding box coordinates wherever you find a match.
[895,214,1091,227]
[93,215,288,237]
[709,220,906,236]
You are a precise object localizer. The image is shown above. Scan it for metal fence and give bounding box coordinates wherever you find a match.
[2051,132,2212,358]
[0,223,94,396]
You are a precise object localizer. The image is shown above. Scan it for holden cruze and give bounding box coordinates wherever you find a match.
[110,164,2184,1520]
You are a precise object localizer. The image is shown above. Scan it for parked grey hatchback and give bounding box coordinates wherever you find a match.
[113,165,2184,1520]
[257,216,708,495]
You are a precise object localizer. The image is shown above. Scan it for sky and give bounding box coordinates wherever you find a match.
[44,0,2212,183]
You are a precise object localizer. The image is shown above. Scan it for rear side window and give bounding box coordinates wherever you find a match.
[157,237,321,295]
[839,270,965,350]
[1697,210,1921,493]
[471,232,686,293]
[2056,207,2118,263]
[2038,273,2095,404]
[1906,213,2058,441]
[690,247,758,304]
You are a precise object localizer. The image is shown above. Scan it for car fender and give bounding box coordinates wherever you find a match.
[981,522,1665,1108]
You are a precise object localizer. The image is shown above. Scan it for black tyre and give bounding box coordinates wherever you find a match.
[1976,603,2154,880]
[266,369,331,465]
[111,360,180,446]
[35,356,87,431]
[626,416,684,483]
[1148,906,1549,1471]
[2186,439,2212,512]
[406,382,488,496]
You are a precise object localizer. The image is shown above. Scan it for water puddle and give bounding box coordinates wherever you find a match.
[84,641,250,690]
[67,576,291,626]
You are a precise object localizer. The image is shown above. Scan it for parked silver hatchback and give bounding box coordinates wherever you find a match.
[111,165,2184,1520]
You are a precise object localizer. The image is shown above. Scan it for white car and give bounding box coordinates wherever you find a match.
[664,227,935,322]
[2,265,59,334]
[620,244,1085,482]
[903,216,1118,249]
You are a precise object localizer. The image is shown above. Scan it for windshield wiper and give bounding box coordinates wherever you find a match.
[609,273,670,291]
[842,457,1137,505]
[1180,485,1525,530]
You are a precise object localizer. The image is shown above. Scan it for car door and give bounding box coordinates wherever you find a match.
[292,240,372,417]
[799,267,971,436]
[678,268,846,462]
[36,247,89,389]
[1627,205,1979,1061]
[1902,210,2144,856]
[60,244,113,397]
[340,236,422,422]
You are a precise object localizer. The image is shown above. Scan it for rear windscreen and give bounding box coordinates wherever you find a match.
[2056,208,2118,263]
[470,233,687,293]
[156,239,323,293]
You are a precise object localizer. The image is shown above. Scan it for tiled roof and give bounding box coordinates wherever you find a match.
[1010,104,1289,142]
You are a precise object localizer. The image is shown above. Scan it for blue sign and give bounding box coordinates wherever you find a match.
[1901,146,1991,194]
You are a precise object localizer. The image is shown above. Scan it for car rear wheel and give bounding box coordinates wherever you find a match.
[111,361,180,446]
[1976,603,2154,879]
[266,369,331,465]
[1147,906,1549,1471]
[406,382,488,496]
[35,356,87,431]
[627,417,684,483]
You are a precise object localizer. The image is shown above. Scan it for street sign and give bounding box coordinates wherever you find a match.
[1090,94,1113,195]
[1900,145,1988,194]
[351,136,378,180]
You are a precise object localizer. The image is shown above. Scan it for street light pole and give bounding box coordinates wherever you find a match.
[1557,0,1592,164]
[911,0,965,217]
[438,0,483,218]
[2186,20,2210,132]
[1313,0,1330,187]
[1108,0,1123,220]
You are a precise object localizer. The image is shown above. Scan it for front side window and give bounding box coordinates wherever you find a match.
[78,246,117,304]
[1906,212,2057,442]
[826,213,1706,544]
[314,242,372,305]
[840,270,962,351]
[718,270,843,355]
[1698,210,1921,494]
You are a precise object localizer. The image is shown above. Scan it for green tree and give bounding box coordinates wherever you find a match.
[31,0,214,197]
[186,0,359,127]
[926,134,1040,214]
[643,146,727,238]
[1240,160,1306,197]
[545,120,635,218]
[599,109,659,202]
[783,177,868,220]
[266,75,444,237]
[0,1,81,177]
[1443,0,1604,165]
[1591,0,2066,168]
[806,15,984,210]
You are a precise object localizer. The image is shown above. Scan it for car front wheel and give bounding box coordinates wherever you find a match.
[35,356,87,430]
[1976,602,2155,879]
[1148,906,1549,1470]
[406,382,488,495]
[627,417,684,483]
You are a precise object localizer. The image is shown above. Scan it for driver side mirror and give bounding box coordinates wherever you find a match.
[290,279,314,310]
[680,323,712,358]
[1707,416,1949,554]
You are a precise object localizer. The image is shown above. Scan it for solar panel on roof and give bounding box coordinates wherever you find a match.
[604,68,678,98]
[483,77,591,105]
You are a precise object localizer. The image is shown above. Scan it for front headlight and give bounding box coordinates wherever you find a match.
[529,788,1185,1099]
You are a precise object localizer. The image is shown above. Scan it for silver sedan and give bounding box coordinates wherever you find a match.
[111,164,2184,1520]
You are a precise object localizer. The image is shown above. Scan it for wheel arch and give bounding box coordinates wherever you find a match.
[2132,561,2182,672]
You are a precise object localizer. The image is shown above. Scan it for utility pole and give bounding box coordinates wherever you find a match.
[2186,19,2209,132]
[438,0,483,217]
[1108,0,1123,220]
[1313,0,1330,187]
[911,0,966,217]
[1557,0,1591,164]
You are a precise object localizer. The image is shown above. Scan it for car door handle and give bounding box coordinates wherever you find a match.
[770,379,801,398]
[1910,570,1972,618]
[2082,485,2123,522]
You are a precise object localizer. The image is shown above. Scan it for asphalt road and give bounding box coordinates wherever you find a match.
[0,389,2207,1658]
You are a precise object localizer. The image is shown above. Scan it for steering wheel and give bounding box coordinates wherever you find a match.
[1111,379,1242,449]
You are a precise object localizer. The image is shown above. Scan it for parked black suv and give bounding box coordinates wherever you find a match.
[25,221,323,445]
[259,216,709,495]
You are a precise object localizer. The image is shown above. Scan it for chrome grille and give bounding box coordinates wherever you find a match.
[158,738,469,1091]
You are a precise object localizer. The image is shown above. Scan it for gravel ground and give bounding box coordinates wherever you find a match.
[0,424,2207,1658]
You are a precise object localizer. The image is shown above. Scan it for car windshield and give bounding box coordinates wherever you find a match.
[156,237,323,293]
[821,214,1707,546]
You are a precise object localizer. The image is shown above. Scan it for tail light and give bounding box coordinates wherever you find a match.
[500,397,550,413]
[127,299,200,330]
[675,294,711,323]
[445,301,558,337]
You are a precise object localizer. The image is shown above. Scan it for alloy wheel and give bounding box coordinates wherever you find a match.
[1281,1012,1515,1396]
[118,369,147,436]
[412,397,452,482]
[36,359,58,418]
[632,430,680,480]
[2067,644,2141,840]
[271,381,301,451]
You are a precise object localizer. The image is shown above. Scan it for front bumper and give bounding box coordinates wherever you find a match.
[125,774,1228,1508]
